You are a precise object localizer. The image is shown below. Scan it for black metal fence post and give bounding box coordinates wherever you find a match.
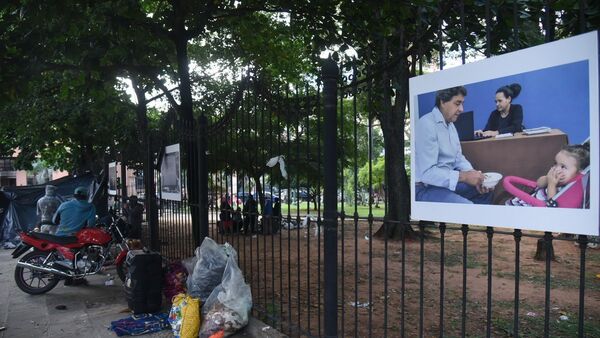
[198,115,209,246]
[146,139,160,251]
[322,58,339,338]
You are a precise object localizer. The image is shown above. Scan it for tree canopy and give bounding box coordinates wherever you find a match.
[1,0,598,236]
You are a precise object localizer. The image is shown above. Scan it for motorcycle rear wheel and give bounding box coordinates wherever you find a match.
[14,251,60,295]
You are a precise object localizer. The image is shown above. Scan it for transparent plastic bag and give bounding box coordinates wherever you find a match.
[199,255,252,337]
[186,237,237,301]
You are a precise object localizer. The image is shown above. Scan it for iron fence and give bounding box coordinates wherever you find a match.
[107,3,600,336]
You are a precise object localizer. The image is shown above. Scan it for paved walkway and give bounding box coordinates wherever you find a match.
[0,248,284,338]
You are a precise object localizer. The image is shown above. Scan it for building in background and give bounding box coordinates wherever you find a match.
[0,150,68,188]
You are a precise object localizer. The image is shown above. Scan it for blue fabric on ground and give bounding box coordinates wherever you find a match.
[109,313,170,336]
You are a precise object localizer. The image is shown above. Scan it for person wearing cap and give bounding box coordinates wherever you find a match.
[36,185,62,234]
[53,186,97,236]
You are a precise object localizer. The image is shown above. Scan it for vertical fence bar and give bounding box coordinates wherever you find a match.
[401,225,406,338]
[419,222,425,338]
[485,0,491,57]
[294,88,301,335]
[486,226,494,338]
[305,84,312,334]
[577,235,588,338]
[322,58,338,338]
[439,222,446,337]
[578,0,587,33]
[277,87,284,333]
[513,229,522,338]
[352,64,359,338]
[544,231,553,338]
[512,0,519,51]
[367,60,374,338]
[198,115,209,245]
[460,0,466,64]
[285,85,292,334]
[461,224,469,338]
[438,2,444,70]
[316,81,323,336]
[339,74,346,338]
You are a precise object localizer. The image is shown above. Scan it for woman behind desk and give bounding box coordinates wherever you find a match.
[475,83,523,137]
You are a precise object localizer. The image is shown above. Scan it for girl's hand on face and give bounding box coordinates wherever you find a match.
[547,167,561,186]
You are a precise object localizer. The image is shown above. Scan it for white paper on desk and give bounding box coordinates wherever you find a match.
[495,133,513,139]
[523,127,551,135]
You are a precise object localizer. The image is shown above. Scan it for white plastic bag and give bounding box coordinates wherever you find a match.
[199,255,252,337]
[186,237,237,301]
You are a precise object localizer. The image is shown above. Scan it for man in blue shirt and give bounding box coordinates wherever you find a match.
[415,86,493,204]
[54,186,96,236]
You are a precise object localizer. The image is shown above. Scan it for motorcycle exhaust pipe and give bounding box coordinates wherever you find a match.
[16,261,75,278]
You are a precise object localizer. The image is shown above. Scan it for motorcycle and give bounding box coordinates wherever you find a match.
[11,213,131,295]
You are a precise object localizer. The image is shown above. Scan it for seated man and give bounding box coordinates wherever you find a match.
[415,86,493,204]
[53,186,96,236]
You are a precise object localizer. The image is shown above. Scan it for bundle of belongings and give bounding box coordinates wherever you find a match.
[168,237,252,338]
[110,313,170,336]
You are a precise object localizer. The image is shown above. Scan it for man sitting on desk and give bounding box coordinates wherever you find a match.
[415,86,494,204]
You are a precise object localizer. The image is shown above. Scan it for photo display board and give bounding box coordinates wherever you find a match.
[409,31,599,236]
[160,143,182,201]
[108,162,117,196]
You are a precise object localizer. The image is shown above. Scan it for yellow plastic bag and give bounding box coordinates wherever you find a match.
[169,293,201,338]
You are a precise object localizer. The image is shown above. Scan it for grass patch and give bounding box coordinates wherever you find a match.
[493,313,600,337]
[494,271,600,292]
[281,202,386,218]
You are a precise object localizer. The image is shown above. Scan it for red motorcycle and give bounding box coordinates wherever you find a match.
[12,214,130,295]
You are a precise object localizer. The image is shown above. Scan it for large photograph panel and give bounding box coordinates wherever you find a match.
[409,31,598,236]
[160,144,182,201]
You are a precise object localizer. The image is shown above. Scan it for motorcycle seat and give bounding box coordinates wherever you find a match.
[29,232,78,245]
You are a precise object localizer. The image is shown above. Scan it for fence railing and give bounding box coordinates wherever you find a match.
[112,44,598,338]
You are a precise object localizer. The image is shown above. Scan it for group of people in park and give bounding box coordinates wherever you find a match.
[218,194,281,235]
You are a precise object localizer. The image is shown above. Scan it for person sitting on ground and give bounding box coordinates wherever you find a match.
[53,186,97,236]
[36,185,61,234]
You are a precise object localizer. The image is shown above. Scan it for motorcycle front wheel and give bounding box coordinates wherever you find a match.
[14,250,60,295]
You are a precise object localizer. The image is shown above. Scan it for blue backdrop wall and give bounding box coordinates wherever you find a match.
[416,60,590,144]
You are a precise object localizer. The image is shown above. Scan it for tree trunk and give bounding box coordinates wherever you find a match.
[172,2,200,244]
[534,238,556,261]
[132,76,160,250]
[374,31,413,239]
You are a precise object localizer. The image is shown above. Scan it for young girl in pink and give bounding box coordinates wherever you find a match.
[503,144,589,208]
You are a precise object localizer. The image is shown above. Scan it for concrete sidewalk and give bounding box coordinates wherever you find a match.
[0,248,285,338]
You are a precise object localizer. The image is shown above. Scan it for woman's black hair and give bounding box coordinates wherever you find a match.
[435,86,467,108]
[562,144,590,170]
[496,83,521,100]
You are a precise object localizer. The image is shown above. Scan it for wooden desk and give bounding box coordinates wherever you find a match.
[461,129,569,203]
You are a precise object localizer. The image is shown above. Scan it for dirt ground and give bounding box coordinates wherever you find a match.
[152,215,600,337]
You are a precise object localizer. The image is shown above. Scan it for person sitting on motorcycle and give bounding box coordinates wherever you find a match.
[53,186,96,237]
